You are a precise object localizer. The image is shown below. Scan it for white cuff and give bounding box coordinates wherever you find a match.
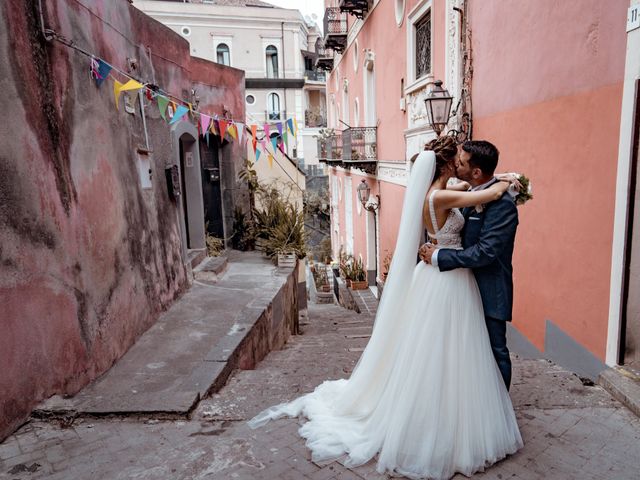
[432,249,440,268]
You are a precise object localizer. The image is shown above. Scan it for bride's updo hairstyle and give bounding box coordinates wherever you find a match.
[424,136,458,180]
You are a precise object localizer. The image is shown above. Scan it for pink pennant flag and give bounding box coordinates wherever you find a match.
[263,123,271,139]
[200,114,211,137]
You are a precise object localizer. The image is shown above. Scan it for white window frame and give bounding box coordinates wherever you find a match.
[405,0,433,94]
[212,36,233,66]
[261,38,283,79]
[266,91,282,120]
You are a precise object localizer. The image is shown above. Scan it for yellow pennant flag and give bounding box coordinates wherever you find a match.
[293,117,299,136]
[113,79,124,110]
[228,123,238,140]
[268,153,274,168]
[119,78,144,92]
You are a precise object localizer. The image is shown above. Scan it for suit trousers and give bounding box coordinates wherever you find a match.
[485,316,511,390]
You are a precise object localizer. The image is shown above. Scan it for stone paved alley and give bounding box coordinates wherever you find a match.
[1,300,640,480]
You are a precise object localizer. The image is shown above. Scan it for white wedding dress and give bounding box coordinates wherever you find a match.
[248,152,523,479]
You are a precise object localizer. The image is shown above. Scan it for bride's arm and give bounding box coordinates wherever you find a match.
[435,181,510,210]
[446,180,471,191]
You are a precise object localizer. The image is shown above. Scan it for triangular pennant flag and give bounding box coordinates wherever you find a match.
[293,118,299,136]
[157,95,169,121]
[119,78,144,93]
[169,102,177,119]
[200,114,211,137]
[113,80,124,110]
[276,122,283,136]
[271,136,278,154]
[287,118,295,136]
[236,123,245,143]
[252,138,257,153]
[255,148,262,162]
[228,123,238,140]
[279,141,286,154]
[169,105,189,124]
[251,125,258,153]
[93,58,112,87]
[218,120,228,139]
[283,130,288,150]
[263,124,271,139]
[268,154,273,168]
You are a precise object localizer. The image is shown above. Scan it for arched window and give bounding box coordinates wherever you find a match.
[266,45,279,78]
[267,93,281,120]
[216,43,230,66]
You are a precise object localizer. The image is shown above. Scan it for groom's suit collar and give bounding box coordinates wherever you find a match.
[470,177,498,191]
[463,177,498,218]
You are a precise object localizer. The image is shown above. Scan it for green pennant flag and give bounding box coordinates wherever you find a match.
[157,95,169,121]
[283,130,288,151]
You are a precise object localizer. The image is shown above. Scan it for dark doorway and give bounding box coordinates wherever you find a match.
[200,136,224,238]
[179,140,191,247]
[621,79,640,373]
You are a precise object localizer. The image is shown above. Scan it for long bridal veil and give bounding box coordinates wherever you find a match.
[248,151,435,426]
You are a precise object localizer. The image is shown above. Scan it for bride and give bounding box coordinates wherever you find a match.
[249,136,523,479]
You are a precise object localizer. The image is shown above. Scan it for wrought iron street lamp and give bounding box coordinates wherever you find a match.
[423,80,453,136]
[357,179,379,211]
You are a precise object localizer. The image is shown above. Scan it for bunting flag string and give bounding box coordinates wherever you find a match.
[85,52,300,155]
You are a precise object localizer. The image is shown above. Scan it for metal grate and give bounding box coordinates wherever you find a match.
[415,10,431,79]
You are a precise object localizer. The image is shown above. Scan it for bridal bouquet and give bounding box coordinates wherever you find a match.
[509,173,533,206]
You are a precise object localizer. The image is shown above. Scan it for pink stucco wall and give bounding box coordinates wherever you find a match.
[0,0,246,440]
[326,0,450,273]
[469,0,627,359]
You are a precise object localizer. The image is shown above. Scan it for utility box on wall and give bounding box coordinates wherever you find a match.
[136,149,153,189]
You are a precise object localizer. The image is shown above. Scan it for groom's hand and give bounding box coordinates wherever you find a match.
[419,243,437,264]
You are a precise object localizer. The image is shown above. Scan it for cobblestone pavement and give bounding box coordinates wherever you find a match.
[1,301,640,480]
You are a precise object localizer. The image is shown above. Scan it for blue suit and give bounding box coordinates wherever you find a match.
[436,180,519,388]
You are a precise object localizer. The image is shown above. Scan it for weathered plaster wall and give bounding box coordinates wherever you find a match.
[0,0,246,440]
[469,0,627,360]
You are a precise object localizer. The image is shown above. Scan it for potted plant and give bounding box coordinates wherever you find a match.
[340,254,368,290]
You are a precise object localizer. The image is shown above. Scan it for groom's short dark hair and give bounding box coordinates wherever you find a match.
[462,140,499,175]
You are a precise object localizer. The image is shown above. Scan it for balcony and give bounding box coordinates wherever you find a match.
[304,69,327,83]
[339,0,371,19]
[318,127,377,174]
[305,108,327,128]
[264,110,287,122]
[323,7,347,53]
[317,132,342,166]
[342,127,377,174]
[315,41,334,71]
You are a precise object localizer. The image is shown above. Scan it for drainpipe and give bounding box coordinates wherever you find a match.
[281,21,288,118]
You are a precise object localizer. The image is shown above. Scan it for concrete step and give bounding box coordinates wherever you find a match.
[33,251,299,422]
[599,367,640,417]
[187,248,207,270]
[194,255,228,283]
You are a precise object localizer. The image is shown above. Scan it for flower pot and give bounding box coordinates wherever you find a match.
[277,253,297,268]
[349,280,368,290]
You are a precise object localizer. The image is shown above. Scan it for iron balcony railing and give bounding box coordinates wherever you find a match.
[342,127,377,162]
[305,109,327,128]
[264,110,286,122]
[304,69,327,82]
[323,7,348,53]
[317,133,342,162]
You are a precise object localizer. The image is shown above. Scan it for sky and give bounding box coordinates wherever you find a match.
[263,0,325,32]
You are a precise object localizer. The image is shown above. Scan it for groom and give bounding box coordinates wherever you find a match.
[419,140,518,390]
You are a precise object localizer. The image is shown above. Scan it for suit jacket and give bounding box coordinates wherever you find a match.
[436,180,519,321]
